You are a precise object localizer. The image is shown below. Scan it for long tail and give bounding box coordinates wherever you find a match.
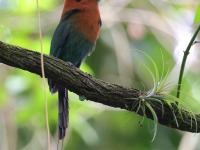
[48,79,69,140]
[58,87,68,140]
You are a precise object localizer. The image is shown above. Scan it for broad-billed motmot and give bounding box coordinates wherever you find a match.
[48,0,101,140]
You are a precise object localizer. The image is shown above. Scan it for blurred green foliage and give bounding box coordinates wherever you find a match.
[194,4,200,23]
[0,0,200,150]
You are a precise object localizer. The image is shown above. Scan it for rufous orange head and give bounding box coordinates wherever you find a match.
[61,0,101,42]
[62,0,100,17]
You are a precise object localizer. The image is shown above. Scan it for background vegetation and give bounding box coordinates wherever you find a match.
[0,0,200,149]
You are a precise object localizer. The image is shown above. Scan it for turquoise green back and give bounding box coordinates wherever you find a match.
[50,11,95,67]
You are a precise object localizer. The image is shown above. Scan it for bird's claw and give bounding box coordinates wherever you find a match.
[67,61,74,66]
[86,73,92,78]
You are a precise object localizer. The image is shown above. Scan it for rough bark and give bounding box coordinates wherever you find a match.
[0,40,199,133]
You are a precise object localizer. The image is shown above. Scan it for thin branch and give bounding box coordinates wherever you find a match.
[176,25,200,98]
[0,40,200,132]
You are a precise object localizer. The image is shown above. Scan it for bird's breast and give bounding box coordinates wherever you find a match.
[72,10,101,42]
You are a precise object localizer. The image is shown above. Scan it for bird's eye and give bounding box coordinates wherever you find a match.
[76,0,81,2]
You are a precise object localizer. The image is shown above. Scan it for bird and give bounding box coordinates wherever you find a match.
[48,0,101,140]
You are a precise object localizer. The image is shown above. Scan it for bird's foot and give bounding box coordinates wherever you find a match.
[67,61,74,66]
[86,73,92,78]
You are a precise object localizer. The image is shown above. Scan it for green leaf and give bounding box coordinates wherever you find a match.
[145,102,158,142]
[194,4,200,23]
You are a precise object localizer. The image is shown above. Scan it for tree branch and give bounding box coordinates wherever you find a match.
[0,40,199,133]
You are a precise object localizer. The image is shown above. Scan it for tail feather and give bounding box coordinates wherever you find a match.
[58,87,69,140]
[48,79,69,140]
